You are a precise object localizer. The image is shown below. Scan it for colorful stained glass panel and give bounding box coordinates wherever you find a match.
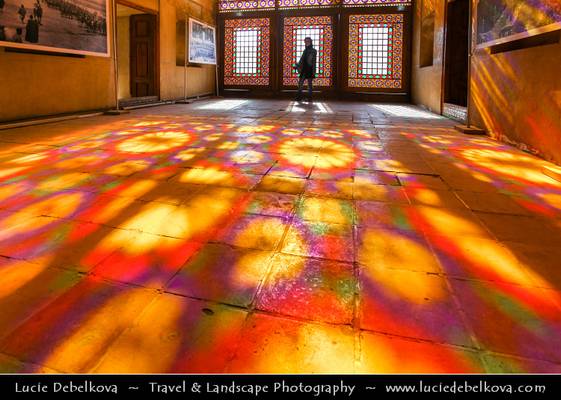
[219,0,276,12]
[347,14,404,89]
[282,16,334,87]
[278,0,339,9]
[224,18,271,86]
[343,0,411,6]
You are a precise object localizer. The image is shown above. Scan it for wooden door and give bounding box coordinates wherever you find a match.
[130,14,157,98]
[443,0,469,106]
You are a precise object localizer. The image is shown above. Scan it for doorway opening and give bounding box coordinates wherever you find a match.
[443,0,469,122]
[116,2,159,108]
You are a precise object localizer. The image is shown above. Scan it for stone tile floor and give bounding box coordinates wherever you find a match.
[0,99,561,373]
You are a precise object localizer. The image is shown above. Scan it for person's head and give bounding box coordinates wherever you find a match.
[304,37,313,47]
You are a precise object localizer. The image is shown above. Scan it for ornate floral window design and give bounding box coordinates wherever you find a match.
[282,16,334,87]
[347,14,404,89]
[218,1,275,12]
[278,0,339,9]
[224,18,271,86]
[343,0,411,7]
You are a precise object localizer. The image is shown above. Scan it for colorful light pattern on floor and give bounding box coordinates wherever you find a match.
[0,99,561,373]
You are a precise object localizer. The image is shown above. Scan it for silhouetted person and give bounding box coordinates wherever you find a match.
[14,27,23,42]
[25,15,39,43]
[295,37,317,103]
[34,3,43,25]
[18,4,27,23]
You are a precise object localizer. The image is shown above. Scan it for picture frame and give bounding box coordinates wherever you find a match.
[0,0,110,57]
[188,17,216,65]
[475,0,561,49]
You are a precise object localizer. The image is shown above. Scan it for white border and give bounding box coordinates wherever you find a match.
[475,0,561,49]
[0,0,111,57]
[188,17,217,65]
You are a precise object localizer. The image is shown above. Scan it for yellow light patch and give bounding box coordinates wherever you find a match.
[300,197,352,225]
[16,192,84,219]
[54,156,100,169]
[118,131,191,153]
[0,166,29,179]
[358,228,442,277]
[11,153,49,164]
[178,168,233,186]
[104,160,150,176]
[37,173,88,191]
[231,251,274,287]
[176,148,205,161]
[118,179,158,199]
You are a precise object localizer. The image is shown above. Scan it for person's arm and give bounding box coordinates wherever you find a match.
[308,49,317,76]
[295,51,305,72]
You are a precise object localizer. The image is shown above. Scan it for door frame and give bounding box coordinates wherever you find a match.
[217,5,413,100]
[117,0,160,100]
[217,10,278,97]
[276,7,340,99]
[340,5,412,100]
[440,0,470,110]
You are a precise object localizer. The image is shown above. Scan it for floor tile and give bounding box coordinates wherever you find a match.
[94,295,247,373]
[227,314,355,373]
[0,277,157,372]
[359,265,471,346]
[450,278,561,363]
[213,215,288,251]
[356,227,441,273]
[167,243,274,306]
[358,331,485,373]
[256,254,355,324]
[282,220,354,262]
[296,196,356,225]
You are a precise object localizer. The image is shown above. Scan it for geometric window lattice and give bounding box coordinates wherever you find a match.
[348,14,404,89]
[282,16,333,87]
[219,0,275,12]
[360,25,390,76]
[278,0,339,9]
[224,18,271,86]
[343,0,411,7]
[234,29,260,74]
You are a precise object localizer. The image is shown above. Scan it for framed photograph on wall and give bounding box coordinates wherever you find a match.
[188,17,216,65]
[0,0,110,57]
[475,0,561,49]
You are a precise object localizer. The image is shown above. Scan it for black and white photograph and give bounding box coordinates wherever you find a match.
[188,17,216,64]
[0,0,109,56]
[476,0,561,48]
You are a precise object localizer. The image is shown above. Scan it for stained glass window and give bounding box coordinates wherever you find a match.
[224,18,271,86]
[234,29,260,75]
[283,16,333,87]
[343,0,411,7]
[347,14,404,89]
[278,0,339,9]
[219,0,275,12]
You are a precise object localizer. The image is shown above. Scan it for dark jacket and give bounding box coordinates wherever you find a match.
[298,46,317,79]
[25,19,39,43]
